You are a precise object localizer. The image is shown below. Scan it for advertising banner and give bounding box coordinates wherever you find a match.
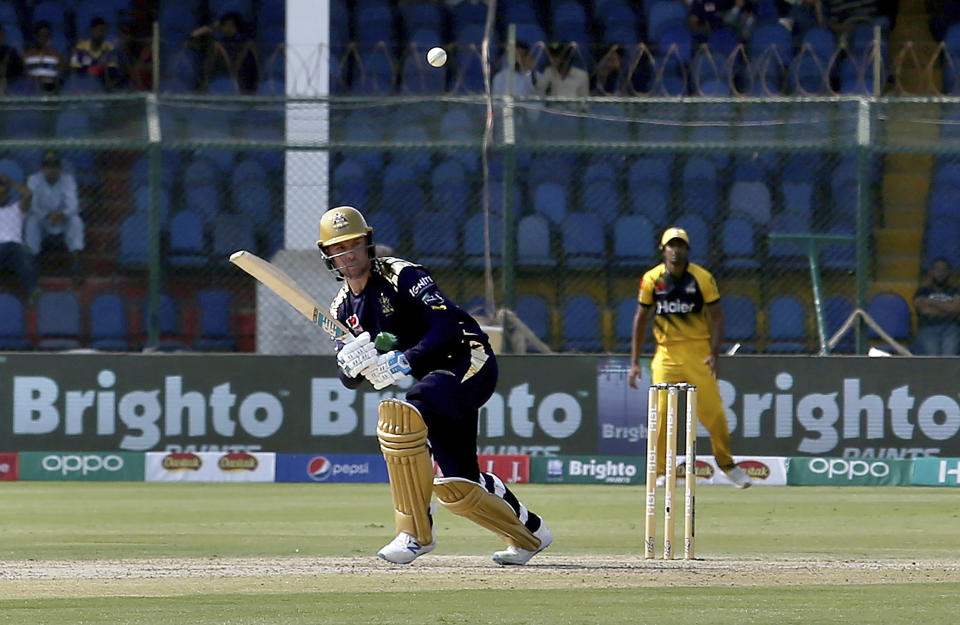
[145,451,275,482]
[677,456,787,487]
[275,454,388,483]
[2,354,960,457]
[18,452,144,481]
[0,452,17,481]
[786,457,913,486]
[477,454,529,483]
[912,458,960,486]
[530,455,644,484]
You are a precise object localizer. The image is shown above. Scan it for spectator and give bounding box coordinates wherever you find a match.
[492,40,541,123]
[23,21,66,92]
[0,173,39,304]
[536,41,589,110]
[25,152,84,282]
[593,44,627,95]
[913,258,960,355]
[785,0,826,36]
[0,26,25,88]
[724,0,758,42]
[690,0,733,45]
[189,12,258,93]
[70,17,123,89]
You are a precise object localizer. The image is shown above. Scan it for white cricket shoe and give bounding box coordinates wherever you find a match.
[492,521,553,566]
[377,530,436,564]
[723,465,753,489]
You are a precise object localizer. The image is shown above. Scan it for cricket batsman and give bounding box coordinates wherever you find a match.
[318,206,553,565]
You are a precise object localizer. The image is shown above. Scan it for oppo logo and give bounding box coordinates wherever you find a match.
[41,454,124,475]
[808,458,889,479]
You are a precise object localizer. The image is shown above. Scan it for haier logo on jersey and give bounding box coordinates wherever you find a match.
[308,456,334,481]
[657,300,695,314]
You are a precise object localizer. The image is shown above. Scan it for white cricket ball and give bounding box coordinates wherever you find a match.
[427,47,447,68]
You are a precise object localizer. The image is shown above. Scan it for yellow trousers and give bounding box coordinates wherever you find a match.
[650,340,734,472]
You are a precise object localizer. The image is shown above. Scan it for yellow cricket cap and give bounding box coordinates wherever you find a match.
[660,227,690,249]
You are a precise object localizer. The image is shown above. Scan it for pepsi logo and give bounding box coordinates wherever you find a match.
[307,456,333,481]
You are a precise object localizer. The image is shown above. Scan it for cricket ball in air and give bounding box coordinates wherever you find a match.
[427,47,447,67]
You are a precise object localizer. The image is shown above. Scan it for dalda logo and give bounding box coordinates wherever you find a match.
[218,452,258,472]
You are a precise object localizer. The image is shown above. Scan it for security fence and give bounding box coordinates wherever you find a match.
[1,93,959,355]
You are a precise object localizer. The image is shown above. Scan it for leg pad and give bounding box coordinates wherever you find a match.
[433,478,540,551]
[377,398,434,546]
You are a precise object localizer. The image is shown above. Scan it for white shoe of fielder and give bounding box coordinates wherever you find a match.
[492,520,553,566]
[723,465,753,489]
[377,530,436,564]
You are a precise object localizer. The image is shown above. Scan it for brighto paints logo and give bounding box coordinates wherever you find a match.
[569,459,638,482]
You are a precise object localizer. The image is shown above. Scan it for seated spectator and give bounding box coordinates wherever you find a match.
[23,21,66,92]
[690,0,733,45]
[724,0,758,42]
[25,152,84,282]
[913,258,960,355]
[189,12,258,93]
[0,173,39,304]
[785,0,826,35]
[492,40,542,122]
[70,17,124,89]
[593,44,627,95]
[0,26,25,88]
[536,41,589,110]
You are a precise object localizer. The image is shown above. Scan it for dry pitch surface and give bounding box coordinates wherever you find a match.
[2,556,958,600]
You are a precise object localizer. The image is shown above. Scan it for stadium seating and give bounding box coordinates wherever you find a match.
[0,293,30,350]
[36,291,81,350]
[514,294,551,350]
[866,292,912,343]
[561,212,605,267]
[89,293,133,351]
[720,294,757,353]
[561,295,603,352]
[194,289,236,351]
[765,295,808,353]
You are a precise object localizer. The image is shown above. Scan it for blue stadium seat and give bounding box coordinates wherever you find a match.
[767,212,809,269]
[789,50,829,94]
[928,185,960,220]
[581,180,619,225]
[866,293,911,342]
[354,50,395,94]
[613,214,657,268]
[824,295,854,352]
[782,182,814,222]
[721,215,761,270]
[0,3,18,26]
[516,214,554,267]
[532,181,568,225]
[194,289,236,351]
[463,212,502,268]
[117,211,150,267]
[628,182,669,226]
[707,28,739,57]
[647,1,688,42]
[720,294,757,352]
[36,291,81,350]
[132,186,170,225]
[682,157,717,185]
[673,213,709,265]
[384,162,417,185]
[184,183,221,225]
[401,45,447,94]
[432,160,466,186]
[561,212,605,267]
[452,49,486,94]
[615,297,636,352]
[412,210,457,268]
[562,295,603,352]
[782,153,820,183]
[366,210,401,251]
[934,163,960,188]
[167,210,207,267]
[514,294,550,350]
[750,23,793,68]
[729,181,772,226]
[801,27,836,62]
[682,180,720,223]
[0,158,24,183]
[924,216,960,268]
[234,179,272,228]
[584,156,619,185]
[765,295,808,353]
[32,2,67,32]
[211,213,256,261]
[0,293,31,350]
[401,1,443,35]
[142,294,190,351]
[89,293,132,351]
[821,221,856,272]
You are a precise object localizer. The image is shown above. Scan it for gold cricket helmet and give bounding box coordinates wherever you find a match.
[317,206,373,249]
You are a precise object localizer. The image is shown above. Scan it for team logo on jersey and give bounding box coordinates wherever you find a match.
[685,282,697,294]
[379,293,394,315]
[409,276,435,297]
[422,291,445,309]
[307,456,333,481]
[655,279,667,293]
[347,314,361,332]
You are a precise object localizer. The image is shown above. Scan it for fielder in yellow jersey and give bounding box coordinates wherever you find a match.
[627,227,752,488]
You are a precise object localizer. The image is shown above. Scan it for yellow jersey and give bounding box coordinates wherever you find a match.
[638,262,720,345]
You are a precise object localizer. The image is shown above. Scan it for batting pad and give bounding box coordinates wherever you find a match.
[377,398,434,546]
[433,478,540,551]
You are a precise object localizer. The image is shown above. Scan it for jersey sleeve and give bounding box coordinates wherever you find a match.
[396,265,461,370]
[694,265,721,304]
[638,268,657,306]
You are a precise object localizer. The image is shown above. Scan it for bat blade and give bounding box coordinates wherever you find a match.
[229,250,350,340]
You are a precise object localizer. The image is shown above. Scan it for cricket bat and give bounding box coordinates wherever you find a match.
[229,250,351,340]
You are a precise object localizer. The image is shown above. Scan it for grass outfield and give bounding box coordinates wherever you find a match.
[0,483,958,624]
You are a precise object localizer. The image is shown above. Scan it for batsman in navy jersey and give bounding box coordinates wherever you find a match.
[317,206,552,566]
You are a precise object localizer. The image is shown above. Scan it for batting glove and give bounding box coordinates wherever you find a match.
[366,350,412,390]
[336,332,378,378]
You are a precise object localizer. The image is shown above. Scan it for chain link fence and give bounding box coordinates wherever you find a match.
[2,94,959,355]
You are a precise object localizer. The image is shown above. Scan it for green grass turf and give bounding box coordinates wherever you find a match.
[1,483,958,624]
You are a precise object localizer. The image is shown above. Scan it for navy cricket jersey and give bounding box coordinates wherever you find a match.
[330,257,491,386]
